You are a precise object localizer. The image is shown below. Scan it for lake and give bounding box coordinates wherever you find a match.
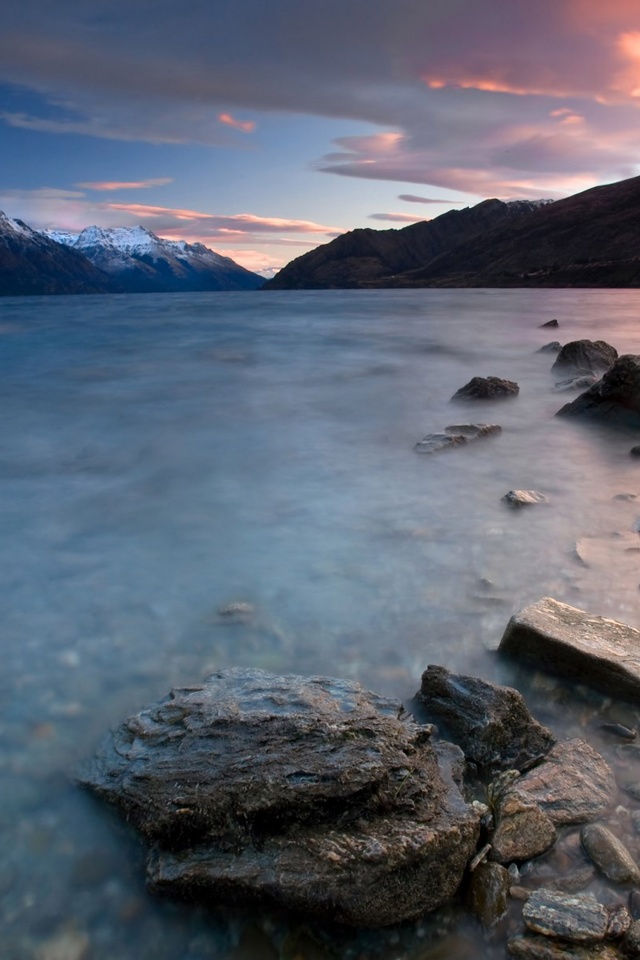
[2,288,640,959]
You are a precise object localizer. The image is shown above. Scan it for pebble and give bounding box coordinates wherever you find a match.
[581,823,640,884]
[522,889,609,942]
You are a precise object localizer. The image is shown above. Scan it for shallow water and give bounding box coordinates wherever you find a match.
[2,288,640,959]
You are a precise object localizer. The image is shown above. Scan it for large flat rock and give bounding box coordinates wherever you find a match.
[499,597,640,702]
[79,668,481,927]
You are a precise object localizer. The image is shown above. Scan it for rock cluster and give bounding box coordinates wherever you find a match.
[556,353,640,427]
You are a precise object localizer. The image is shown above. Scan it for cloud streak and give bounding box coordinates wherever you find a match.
[75,178,173,191]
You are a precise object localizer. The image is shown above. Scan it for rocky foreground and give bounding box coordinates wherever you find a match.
[79,596,640,956]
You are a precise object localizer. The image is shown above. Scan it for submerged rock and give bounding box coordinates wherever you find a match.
[538,342,562,353]
[79,668,481,927]
[451,376,519,401]
[414,423,501,454]
[553,375,598,393]
[551,340,618,378]
[540,319,560,328]
[502,490,549,507]
[499,596,640,702]
[580,823,640,885]
[416,665,556,775]
[508,936,619,958]
[556,354,640,428]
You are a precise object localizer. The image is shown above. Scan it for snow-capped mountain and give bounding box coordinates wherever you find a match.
[0,212,113,296]
[45,225,263,293]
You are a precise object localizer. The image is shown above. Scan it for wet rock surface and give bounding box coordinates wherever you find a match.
[551,340,618,377]
[499,597,640,702]
[451,376,519,401]
[522,889,610,942]
[513,739,615,825]
[489,772,557,863]
[556,354,640,427]
[79,668,482,927]
[416,665,556,775]
[580,824,640,885]
[468,860,510,928]
[554,375,598,393]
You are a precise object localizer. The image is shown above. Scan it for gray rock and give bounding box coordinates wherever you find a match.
[414,423,501,454]
[552,866,597,894]
[551,340,618,377]
[489,772,557,863]
[451,376,519,401]
[605,904,631,939]
[581,824,640,885]
[416,665,556,775]
[414,432,469,454]
[538,341,562,353]
[508,935,619,958]
[540,319,560,328]
[79,668,481,927]
[522,889,609,942]
[502,490,549,507]
[556,354,640,428]
[515,739,615,825]
[499,597,640,703]
[468,860,510,928]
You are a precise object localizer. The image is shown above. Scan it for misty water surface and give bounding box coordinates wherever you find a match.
[2,288,640,959]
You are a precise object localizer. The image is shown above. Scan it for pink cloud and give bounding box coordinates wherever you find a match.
[217,112,256,133]
[102,202,341,235]
[398,194,465,204]
[75,178,173,191]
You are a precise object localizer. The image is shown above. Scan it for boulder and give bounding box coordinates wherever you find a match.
[451,376,519,401]
[416,665,556,775]
[513,740,615,826]
[540,319,560,328]
[79,668,482,927]
[499,597,640,703]
[556,354,640,428]
[551,340,618,377]
[538,341,561,353]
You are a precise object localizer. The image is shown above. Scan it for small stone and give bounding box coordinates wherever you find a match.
[552,866,597,894]
[522,889,609,942]
[540,319,560,328]
[508,934,619,958]
[489,777,557,864]
[601,723,636,740]
[502,490,548,507]
[581,823,640,884]
[468,860,510,928]
[624,919,640,954]
[605,904,631,939]
[414,432,468,454]
[510,886,532,901]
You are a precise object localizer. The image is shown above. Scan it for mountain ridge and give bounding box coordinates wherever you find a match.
[264,175,640,289]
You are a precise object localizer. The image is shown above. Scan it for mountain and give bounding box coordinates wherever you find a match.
[264,174,640,289]
[0,212,114,296]
[47,225,263,293]
[263,199,551,290]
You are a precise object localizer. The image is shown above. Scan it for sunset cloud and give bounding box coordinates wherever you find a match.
[398,194,466,204]
[75,178,173,191]
[217,113,256,133]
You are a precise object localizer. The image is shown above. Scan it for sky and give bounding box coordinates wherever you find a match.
[2,1,640,275]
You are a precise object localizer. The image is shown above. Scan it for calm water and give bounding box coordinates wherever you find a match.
[3,289,640,959]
